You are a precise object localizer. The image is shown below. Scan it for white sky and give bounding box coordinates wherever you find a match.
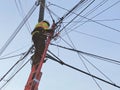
[0,0,120,90]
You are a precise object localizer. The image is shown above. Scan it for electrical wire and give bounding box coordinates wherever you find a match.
[0,53,26,82]
[61,0,88,21]
[53,21,116,87]
[50,43,120,65]
[69,0,108,29]
[0,59,30,90]
[0,52,25,60]
[50,1,120,40]
[71,0,120,33]
[64,0,90,20]
[0,0,39,56]
[64,31,103,90]
[0,0,89,87]
[54,0,91,28]
[14,0,32,33]
[51,1,120,47]
[45,0,92,33]
[1,0,120,89]
[80,54,114,83]
[0,45,33,89]
[47,51,120,89]
[0,44,31,57]
[46,3,54,22]
[59,30,117,89]
[88,0,120,22]
[78,0,108,22]
[47,2,61,20]
[59,0,95,33]
[74,30,120,46]
[69,18,120,22]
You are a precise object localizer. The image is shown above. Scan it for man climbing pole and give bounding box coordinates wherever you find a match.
[31,20,55,66]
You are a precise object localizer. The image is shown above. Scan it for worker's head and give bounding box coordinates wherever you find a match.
[36,20,50,29]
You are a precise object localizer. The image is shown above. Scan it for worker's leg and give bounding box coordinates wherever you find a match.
[32,33,46,65]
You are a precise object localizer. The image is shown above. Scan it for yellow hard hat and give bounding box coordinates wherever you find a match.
[35,20,50,29]
[42,20,50,27]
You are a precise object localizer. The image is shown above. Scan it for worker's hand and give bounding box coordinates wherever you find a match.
[51,22,56,30]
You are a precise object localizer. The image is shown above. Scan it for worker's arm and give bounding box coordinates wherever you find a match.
[45,22,56,33]
[31,27,43,35]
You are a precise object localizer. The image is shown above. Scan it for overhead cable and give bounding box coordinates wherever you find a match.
[0,59,30,90]
[51,43,120,65]
[0,0,40,56]
[14,0,32,33]
[59,32,108,90]
[71,0,120,33]
[0,52,25,60]
[59,0,95,33]
[51,1,120,33]
[47,51,120,89]
[0,45,33,89]
[80,54,114,83]
[74,30,120,46]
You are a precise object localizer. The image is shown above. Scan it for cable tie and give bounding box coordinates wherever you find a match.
[33,78,39,83]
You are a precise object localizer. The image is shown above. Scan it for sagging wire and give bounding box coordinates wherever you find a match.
[47,0,90,33]
[0,52,25,60]
[58,0,95,33]
[46,1,120,87]
[62,0,90,20]
[1,44,31,55]
[78,0,108,22]
[62,0,88,21]
[47,2,61,20]
[0,0,40,56]
[44,0,91,39]
[65,18,120,23]
[14,0,32,33]
[86,0,120,23]
[80,54,115,84]
[51,43,120,66]
[68,0,108,30]
[49,1,120,46]
[46,3,54,22]
[45,3,61,35]
[74,30,120,46]
[47,50,120,89]
[71,0,120,33]
[37,1,62,40]
[79,54,103,90]
[46,1,87,42]
[0,52,25,82]
[0,45,33,89]
[62,29,103,90]
[0,59,30,90]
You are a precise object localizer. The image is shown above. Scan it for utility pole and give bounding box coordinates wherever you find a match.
[24,0,56,90]
[24,0,46,90]
[38,0,45,22]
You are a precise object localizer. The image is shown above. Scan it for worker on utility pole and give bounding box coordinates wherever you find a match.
[31,20,55,66]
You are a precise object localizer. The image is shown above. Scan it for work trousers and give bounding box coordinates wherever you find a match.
[32,31,47,65]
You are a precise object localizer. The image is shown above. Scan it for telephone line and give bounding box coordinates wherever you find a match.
[0,0,39,56]
[0,59,30,90]
[0,45,31,82]
[51,43,120,65]
[47,51,120,89]
[0,52,25,60]
[0,45,33,89]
